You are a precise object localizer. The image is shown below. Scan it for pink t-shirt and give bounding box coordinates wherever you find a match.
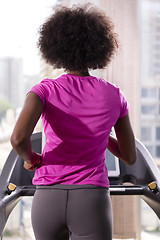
[29,74,129,187]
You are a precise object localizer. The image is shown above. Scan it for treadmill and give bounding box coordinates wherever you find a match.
[0,132,160,237]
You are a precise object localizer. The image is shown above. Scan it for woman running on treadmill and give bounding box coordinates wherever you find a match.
[10,4,137,240]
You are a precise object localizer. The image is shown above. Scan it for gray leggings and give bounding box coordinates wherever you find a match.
[31,185,113,240]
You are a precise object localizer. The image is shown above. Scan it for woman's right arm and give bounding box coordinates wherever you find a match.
[107,114,137,165]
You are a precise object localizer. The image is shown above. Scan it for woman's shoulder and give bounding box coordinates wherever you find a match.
[39,78,56,85]
[36,76,63,89]
[97,77,121,94]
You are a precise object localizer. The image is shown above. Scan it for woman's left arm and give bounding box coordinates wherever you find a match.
[10,92,43,170]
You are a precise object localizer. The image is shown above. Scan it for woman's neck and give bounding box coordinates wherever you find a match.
[67,70,90,77]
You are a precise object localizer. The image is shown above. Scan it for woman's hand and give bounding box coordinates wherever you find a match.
[24,161,35,171]
[23,153,42,171]
[107,114,137,165]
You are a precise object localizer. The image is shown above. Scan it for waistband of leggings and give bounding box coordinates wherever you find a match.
[36,184,109,190]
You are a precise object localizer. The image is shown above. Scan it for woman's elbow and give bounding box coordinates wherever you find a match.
[10,133,26,150]
[126,150,137,166]
[127,157,136,166]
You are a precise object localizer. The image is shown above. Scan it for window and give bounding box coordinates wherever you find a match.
[141,88,147,97]
[141,88,156,98]
[141,127,151,141]
[145,145,154,156]
[149,88,156,97]
[156,146,160,157]
[159,88,160,100]
[156,127,160,140]
[141,105,157,114]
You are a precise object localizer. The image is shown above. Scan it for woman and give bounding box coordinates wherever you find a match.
[10,4,137,240]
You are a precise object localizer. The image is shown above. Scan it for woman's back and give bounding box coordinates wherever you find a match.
[30,73,129,186]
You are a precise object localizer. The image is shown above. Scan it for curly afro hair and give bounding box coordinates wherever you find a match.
[38,4,119,72]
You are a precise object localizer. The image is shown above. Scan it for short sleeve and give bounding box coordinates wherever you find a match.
[118,89,129,119]
[27,79,50,110]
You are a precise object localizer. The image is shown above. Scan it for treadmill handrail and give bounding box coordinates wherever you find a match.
[136,139,160,187]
